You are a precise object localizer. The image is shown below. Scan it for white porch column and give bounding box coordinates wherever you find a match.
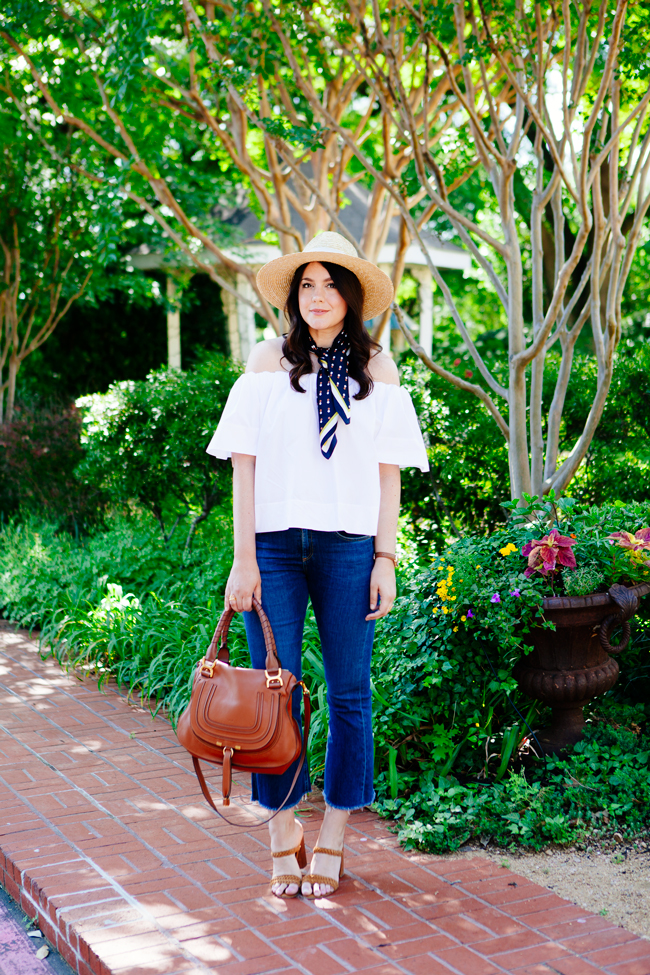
[411,266,433,358]
[221,281,241,361]
[236,272,257,362]
[166,275,181,370]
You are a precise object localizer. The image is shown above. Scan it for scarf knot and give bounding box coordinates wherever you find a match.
[309,330,350,459]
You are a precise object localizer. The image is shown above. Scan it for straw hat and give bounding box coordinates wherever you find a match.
[256,231,394,321]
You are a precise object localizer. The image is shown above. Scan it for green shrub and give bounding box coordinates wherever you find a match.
[561,344,650,506]
[377,704,650,853]
[0,403,99,527]
[399,358,509,553]
[371,498,650,794]
[76,352,242,548]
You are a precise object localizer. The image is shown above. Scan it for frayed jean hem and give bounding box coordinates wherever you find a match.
[252,792,309,813]
[322,791,375,812]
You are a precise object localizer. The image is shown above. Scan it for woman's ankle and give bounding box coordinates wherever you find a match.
[315,806,349,847]
[268,810,301,847]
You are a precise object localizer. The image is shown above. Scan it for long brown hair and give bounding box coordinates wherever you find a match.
[281,261,381,399]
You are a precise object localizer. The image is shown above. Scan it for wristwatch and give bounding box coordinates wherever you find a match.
[375,551,398,566]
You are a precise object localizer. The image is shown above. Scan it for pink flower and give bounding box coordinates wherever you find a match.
[466,609,475,618]
[521,529,577,578]
[490,593,501,603]
[607,528,650,552]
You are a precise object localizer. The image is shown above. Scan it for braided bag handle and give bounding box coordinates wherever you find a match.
[204,595,280,671]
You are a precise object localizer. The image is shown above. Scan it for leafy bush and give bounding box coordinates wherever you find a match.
[75,352,242,548]
[371,498,650,796]
[562,344,650,506]
[376,704,650,853]
[399,357,509,553]
[0,403,99,526]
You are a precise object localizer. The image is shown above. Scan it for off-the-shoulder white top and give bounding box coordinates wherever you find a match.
[207,370,429,536]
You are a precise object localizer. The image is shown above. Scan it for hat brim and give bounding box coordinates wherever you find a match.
[256,250,394,322]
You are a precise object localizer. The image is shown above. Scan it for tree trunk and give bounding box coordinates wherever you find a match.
[5,356,18,424]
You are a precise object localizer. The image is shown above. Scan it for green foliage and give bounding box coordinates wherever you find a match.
[370,498,650,802]
[563,565,606,598]
[376,705,650,853]
[562,344,650,505]
[76,353,242,547]
[0,403,99,526]
[398,345,650,554]
[0,511,238,717]
[399,357,509,551]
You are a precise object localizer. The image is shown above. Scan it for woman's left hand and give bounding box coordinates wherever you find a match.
[366,558,396,621]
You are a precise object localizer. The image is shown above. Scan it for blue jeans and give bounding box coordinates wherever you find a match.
[243,528,376,811]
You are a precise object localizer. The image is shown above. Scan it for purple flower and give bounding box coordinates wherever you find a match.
[510,589,521,598]
[490,593,501,604]
[466,609,475,619]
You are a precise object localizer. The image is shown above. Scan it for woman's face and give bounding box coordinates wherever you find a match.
[298,262,348,337]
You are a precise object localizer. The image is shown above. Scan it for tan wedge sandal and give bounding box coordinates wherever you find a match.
[270,833,307,899]
[302,846,345,898]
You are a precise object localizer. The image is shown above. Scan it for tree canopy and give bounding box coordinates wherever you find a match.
[2,0,649,497]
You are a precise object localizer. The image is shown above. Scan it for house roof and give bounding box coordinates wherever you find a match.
[129,180,470,272]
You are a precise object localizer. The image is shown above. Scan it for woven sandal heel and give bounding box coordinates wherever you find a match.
[302,845,344,898]
[270,833,306,899]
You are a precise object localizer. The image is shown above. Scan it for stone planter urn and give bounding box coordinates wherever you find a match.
[513,581,650,753]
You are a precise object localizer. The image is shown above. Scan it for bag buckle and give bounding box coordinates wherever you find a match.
[265,668,283,688]
[199,657,217,678]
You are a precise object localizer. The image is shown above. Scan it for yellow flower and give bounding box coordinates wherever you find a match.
[442,606,449,615]
[461,615,467,622]
[453,626,458,632]
[500,543,517,557]
[475,722,480,727]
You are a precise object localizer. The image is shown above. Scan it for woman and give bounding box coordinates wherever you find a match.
[207,232,428,898]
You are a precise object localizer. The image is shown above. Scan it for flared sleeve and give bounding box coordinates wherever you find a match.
[206,373,261,459]
[374,384,429,471]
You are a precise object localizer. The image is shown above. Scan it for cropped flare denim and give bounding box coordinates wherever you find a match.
[243,528,376,811]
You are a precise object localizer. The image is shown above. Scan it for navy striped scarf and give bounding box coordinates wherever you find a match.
[309,329,351,459]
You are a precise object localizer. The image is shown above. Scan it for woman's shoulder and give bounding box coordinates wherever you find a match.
[368,350,399,386]
[245,337,288,374]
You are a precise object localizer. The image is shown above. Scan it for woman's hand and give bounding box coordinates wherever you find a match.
[366,557,396,621]
[225,557,262,613]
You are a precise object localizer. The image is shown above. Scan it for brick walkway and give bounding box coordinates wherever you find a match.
[1,625,649,975]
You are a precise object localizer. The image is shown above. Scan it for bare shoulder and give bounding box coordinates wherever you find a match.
[368,350,399,386]
[245,336,286,373]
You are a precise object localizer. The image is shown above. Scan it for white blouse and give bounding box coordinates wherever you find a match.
[206,370,429,536]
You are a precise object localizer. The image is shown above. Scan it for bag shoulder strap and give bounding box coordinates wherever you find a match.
[191,681,312,827]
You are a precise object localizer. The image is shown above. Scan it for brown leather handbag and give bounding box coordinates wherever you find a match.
[176,596,310,824]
